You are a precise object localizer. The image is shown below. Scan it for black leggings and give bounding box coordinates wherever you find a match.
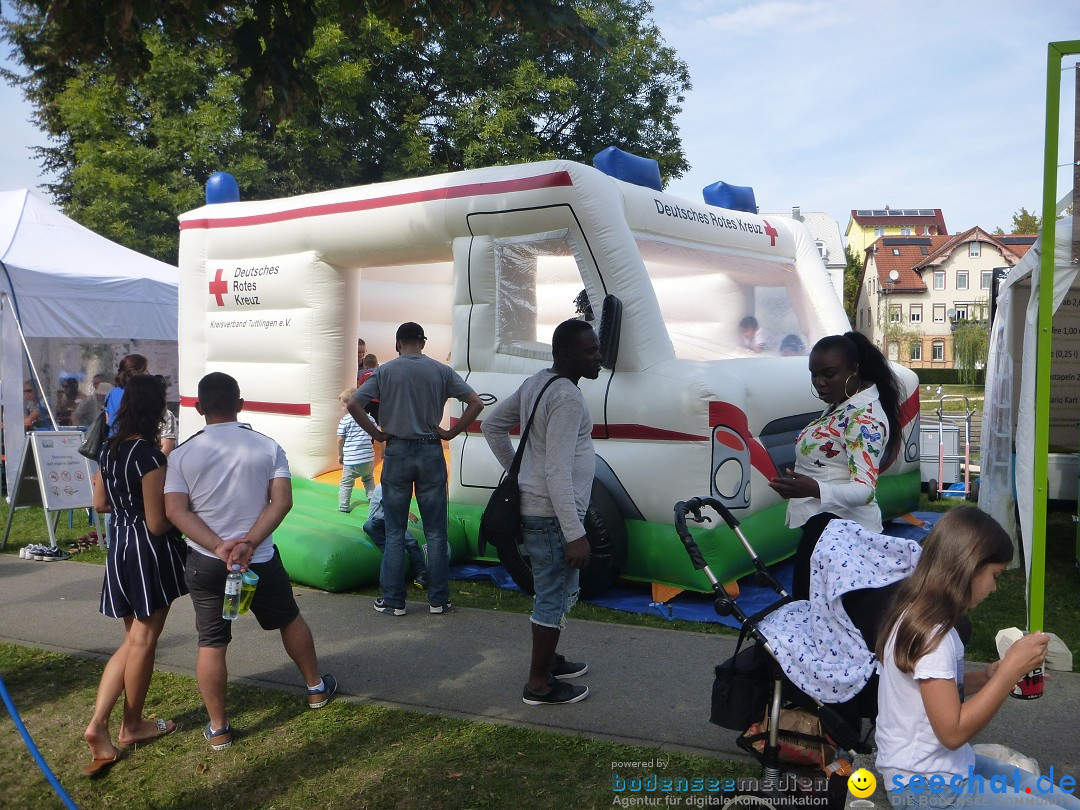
[791,512,840,600]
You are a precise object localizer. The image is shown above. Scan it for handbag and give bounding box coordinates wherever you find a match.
[709,628,770,731]
[478,374,565,555]
[78,410,108,460]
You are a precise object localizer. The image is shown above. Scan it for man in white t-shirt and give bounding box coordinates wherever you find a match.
[164,372,336,752]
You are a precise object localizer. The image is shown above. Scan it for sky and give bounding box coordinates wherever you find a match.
[1,0,1077,236]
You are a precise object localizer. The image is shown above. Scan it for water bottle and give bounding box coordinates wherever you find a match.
[222,565,242,621]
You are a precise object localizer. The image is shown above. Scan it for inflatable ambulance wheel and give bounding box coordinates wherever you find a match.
[926,479,939,502]
[498,480,628,599]
[967,480,979,502]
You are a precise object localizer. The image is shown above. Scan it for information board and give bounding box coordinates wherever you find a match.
[30,431,95,510]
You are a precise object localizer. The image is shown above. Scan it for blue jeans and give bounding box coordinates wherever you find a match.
[887,754,1080,809]
[521,515,579,629]
[363,517,428,581]
[379,438,449,608]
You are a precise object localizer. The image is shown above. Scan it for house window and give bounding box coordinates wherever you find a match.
[932,340,945,361]
[934,270,945,290]
[910,342,922,361]
[981,270,993,289]
[969,242,981,258]
[933,304,946,323]
[889,305,902,324]
[815,239,827,260]
[910,305,922,323]
[953,304,969,320]
[874,227,885,237]
[900,227,912,236]
[893,248,900,255]
[956,271,968,290]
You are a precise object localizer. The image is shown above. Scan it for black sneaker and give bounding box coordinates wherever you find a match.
[550,653,588,679]
[522,678,589,706]
[373,599,405,616]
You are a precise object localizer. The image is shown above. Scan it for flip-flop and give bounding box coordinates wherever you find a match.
[118,717,176,747]
[81,752,121,778]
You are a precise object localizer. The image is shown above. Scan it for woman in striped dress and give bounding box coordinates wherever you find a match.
[83,375,188,776]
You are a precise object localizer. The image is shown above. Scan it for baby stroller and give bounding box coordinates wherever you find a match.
[673,497,921,808]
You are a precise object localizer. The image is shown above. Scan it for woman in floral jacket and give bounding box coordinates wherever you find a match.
[769,332,904,601]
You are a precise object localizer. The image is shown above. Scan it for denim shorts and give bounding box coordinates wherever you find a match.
[521,515,580,629]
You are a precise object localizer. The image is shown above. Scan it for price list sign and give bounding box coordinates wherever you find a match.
[1049,293,1080,450]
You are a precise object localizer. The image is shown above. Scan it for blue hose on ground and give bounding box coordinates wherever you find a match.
[0,673,78,810]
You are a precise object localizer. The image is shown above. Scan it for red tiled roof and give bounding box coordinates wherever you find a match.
[914,227,1029,269]
[867,236,952,292]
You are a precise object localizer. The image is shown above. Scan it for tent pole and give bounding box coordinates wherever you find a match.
[1032,40,1080,633]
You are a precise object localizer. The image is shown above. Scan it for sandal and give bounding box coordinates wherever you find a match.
[204,722,233,751]
[118,717,176,746]
[81,751,122,778]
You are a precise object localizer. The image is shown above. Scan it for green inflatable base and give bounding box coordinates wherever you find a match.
[277,469,920,595]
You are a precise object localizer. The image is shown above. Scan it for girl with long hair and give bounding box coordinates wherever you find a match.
[768,331,905,600]
[876,507,1075,808]
[83,374,187,776]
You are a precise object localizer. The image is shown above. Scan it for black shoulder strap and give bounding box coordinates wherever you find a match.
[508,374,565,477]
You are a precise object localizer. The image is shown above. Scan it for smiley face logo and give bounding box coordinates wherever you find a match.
[848,769,877,798]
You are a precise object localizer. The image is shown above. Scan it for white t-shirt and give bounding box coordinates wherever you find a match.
[163,421,291,564]
[876,623,974,788]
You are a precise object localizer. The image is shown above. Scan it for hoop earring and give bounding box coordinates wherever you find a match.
[844,373,858,399]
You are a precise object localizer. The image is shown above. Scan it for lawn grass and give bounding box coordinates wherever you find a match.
[0,644,753,810]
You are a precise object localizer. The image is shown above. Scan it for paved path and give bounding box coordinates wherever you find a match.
[1,554,1076,777]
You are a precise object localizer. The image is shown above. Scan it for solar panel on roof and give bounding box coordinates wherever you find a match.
[882,237,931,246]
[872,210,888,216]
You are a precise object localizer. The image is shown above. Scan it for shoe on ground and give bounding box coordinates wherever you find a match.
[522,679,589,706]
[373,598,406,616]
[204,722,233,751]
[429,602,452,614]
[35,546,71,562]
[550,653,588,679]
[307,674,337,709]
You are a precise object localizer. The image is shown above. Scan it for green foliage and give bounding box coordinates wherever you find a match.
[1,0,690,264]
[1010,206,1041,234]
[914,368,985,386]
[843,244,863,324]
[953,322,990,386]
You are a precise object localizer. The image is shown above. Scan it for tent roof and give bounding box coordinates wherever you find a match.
[0,189,177,340]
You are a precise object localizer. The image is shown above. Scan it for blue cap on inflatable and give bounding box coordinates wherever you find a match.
[593,146,663,192]
[205,171,240,205]
[702,181,757,214]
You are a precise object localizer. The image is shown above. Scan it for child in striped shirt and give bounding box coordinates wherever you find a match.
[337,388,376,511]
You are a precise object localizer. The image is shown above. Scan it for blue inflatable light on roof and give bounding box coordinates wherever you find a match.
[703,181,757,214]
[205,171,240,205]
[593,146,663,191]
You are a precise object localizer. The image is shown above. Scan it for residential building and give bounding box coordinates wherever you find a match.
[845,207,949,256]
[761,206,846,302]
[854,228,1035,369]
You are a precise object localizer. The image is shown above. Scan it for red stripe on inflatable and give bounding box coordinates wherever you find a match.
[900,390,920,425]
[708,401,779,479]
[179,395,310,416]
[463,420,705,442]
[180,172,575,231]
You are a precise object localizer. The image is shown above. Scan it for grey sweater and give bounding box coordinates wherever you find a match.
[481,370,594,543]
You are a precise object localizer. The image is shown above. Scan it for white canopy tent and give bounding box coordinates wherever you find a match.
[981,216,1075,572]
[0,189,178,490]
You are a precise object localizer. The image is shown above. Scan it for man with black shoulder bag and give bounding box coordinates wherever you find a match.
[482,319,602,706]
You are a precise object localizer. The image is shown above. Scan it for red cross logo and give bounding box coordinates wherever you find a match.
[209,268,228,306]
[762,219,779,247]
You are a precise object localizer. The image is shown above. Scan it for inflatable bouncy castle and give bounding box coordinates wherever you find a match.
[177,155,921,593]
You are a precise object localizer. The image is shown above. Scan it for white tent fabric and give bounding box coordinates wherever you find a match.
[981,216,1075,575]
[0,189,178,487]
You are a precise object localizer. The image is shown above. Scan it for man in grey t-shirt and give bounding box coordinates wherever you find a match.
[349,322,483,615]
[482,319,602,705]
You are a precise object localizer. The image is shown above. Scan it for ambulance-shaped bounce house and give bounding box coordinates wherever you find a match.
[177,151,921,594]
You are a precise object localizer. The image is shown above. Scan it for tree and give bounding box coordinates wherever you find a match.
[1009,206,1040,234]
[9,0,605,122]
[842,245,863,325]
[2,0,690,263]
[953,321,989,386]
